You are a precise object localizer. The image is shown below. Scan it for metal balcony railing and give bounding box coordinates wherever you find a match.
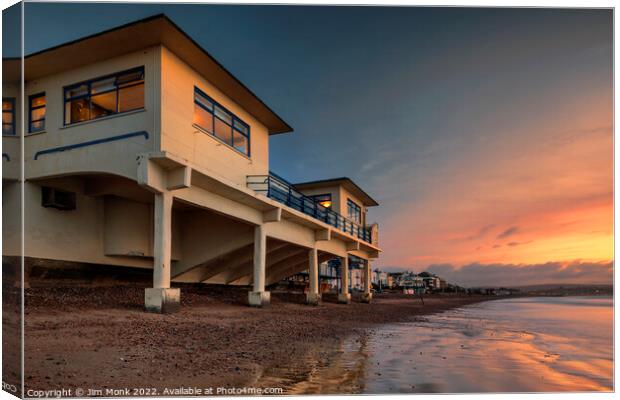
[247,173,373,243]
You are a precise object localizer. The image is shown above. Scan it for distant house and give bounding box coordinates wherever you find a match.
[396,272,426,294]
[372,269,388,288]
[284,254,370,294]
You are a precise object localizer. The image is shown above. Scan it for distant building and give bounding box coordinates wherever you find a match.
[372,269,388,288]
[395,272,426,294]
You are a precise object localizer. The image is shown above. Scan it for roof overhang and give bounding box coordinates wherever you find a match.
[3,14,293,135]
[293,177,379,207]
[3,58,20,83]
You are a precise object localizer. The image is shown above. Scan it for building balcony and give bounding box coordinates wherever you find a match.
[247,173,375,244]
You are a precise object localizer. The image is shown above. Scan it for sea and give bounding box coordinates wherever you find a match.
[262,296,613,394]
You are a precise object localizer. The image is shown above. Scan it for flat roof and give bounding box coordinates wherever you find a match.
[293,177,379,207]
[3,14,292,135]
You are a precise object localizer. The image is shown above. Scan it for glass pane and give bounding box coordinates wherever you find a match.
[67,98,89,124]
[193,104,213,132]
[214,117,231,143]
[3,123,14,135]
[31,107,45,121]
[90,91,117,118]
[233,130,248,154]
[312,194,332,209]
[2,100,13,111]
[195,92,213,110]
[66,84,88,99]
[91,77,116,94]
[214,105,232,125]
[233,120,248,135]
[313,194,330,202]
[31,95,45,107]
[2,111,13,124]
[30,120,44,133]
[117,69,144,85]
[118,83,144,113]
[347,201,361,223]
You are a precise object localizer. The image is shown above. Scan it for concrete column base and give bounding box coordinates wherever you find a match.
[248,291,270,307]
[145,288,180,314]
[306,292,322,306]
[361,292,373,303]
[337,293,351,304]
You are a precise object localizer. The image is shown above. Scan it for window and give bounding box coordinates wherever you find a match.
[29,93,46,133]
[41,187,76,211]
[310,194,332,209]
[193,87,250,156]
[64,67,144,125]
[347,199,362,224]
[2,98,15,136]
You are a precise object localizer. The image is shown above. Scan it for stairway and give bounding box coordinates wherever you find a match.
[171,239,334,286]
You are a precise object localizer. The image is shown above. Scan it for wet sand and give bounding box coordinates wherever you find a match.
[313,296,613,394]
[19,285,492,394]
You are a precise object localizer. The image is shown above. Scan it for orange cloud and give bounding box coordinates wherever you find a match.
[376,88,612,271]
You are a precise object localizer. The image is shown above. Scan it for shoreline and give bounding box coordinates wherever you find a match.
[17,286,499,394]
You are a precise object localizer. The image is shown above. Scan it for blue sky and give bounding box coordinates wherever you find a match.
[3,4,613,285]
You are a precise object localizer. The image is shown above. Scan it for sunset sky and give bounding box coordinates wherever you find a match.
[4,5,613,286]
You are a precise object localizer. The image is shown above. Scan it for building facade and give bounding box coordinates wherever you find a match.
[2,15,380,312]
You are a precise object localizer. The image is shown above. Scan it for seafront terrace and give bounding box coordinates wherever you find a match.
[247,173,374,243]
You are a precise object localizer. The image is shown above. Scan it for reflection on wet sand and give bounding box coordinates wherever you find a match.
[257,334,371,394]
[256,296,613,394]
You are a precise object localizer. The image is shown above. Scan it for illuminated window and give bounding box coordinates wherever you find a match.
[347,199,362,224]
[311,194,332,209]
[193,87,250,156]
[64,67,144,125]
[29,93,46,133]
[2,98,15,135]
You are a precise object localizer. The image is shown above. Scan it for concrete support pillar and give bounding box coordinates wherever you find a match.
[362,259,373,303]
[14,257,32,289]
[145,192,180,313]
[306,247,321,305]
[338,256,351,304]
[248,224,270,306]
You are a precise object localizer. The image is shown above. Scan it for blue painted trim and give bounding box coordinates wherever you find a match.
[2,153,10,161]
[268,170,292,185]
[34,131,148,160]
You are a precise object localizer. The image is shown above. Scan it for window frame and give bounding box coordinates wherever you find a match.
[28,92,46,134]
[310,193,333,209]
[63,66,145,126]
[193,86,251,157]
[347,198,362,225]
[2,97,16,136]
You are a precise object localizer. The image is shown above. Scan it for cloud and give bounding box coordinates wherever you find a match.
[497,226,519,239]
[414,261,613,287]
[451,224,496,243]
[507,240,533,247]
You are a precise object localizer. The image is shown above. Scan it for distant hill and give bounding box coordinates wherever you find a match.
[509,283,612,296]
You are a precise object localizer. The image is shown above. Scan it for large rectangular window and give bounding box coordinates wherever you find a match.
[193,87,250,156]
[347,199,362,224]
[29,93,46,133]
[310,193,332,209]
[64,67,144,125]
[2,98,15,136]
